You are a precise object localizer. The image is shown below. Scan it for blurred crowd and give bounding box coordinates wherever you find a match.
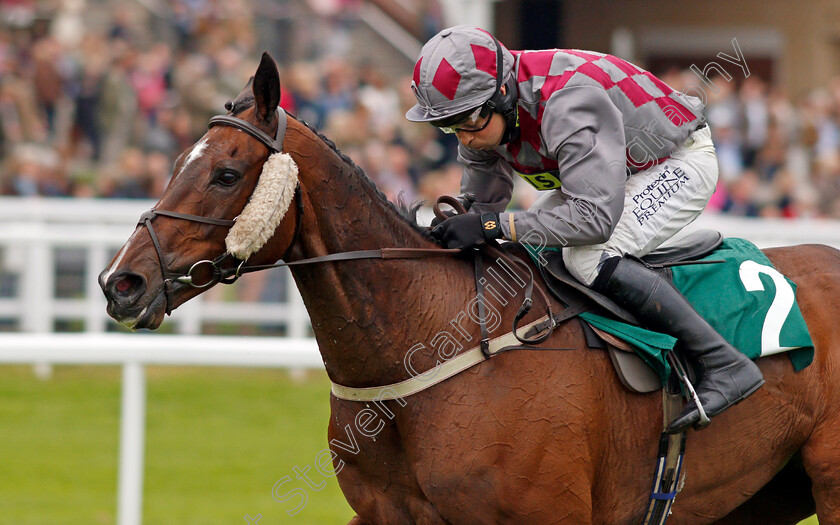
[1,1,840,219]
[659,70,840,218]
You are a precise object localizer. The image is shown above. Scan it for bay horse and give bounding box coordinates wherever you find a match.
[100,53,840,524]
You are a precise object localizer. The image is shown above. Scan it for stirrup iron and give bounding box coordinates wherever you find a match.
[666,352,710,429]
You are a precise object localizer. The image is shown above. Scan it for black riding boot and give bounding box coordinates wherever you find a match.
[592,256,765,434]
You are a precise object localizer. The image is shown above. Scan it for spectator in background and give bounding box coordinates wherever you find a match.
[99,40,138,166]
[69,35,107,162]
[377,144,418,203]
[357,62,400,133]
[417,162,461,204]
[287,62,326,129]
[146,150,172,197]
[320,58,355,118]
[0,0,838,228]
[105,147,152,199]
[31,37,62,138]
[706,74,744,184]
[130,44,172,127]
[1,143,64,196]
[720,169,761,217]
[0,68,45,148]
[740,77,769,170]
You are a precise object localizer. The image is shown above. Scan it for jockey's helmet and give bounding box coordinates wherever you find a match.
[406,26,518,142]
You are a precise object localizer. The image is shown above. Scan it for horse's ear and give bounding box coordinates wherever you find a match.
[253,52,281,123]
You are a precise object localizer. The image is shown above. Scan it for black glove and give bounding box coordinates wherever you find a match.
[430,209,457,228]
[431,212,502,249]
[430,194,476,227]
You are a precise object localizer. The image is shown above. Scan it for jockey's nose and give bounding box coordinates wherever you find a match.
[455,130,472,147]
[101,270,147,308]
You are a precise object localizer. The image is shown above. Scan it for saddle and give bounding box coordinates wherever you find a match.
[510,230,724,524]
[534,229,723,393]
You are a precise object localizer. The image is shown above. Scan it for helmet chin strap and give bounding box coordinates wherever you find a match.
[500,120,520,144]
[485,35,519,145]
[498,79,520,145]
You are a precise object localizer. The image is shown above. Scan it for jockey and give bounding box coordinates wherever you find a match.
[406,26,764,434]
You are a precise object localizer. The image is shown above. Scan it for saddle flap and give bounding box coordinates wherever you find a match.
[641,230,722,266]
[607,346,662,393]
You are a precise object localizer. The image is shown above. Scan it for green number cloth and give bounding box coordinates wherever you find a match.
[525,238,814,384]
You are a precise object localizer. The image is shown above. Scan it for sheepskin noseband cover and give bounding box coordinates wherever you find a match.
[225,151,299,260]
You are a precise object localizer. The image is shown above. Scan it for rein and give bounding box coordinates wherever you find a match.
[137,108,556,348]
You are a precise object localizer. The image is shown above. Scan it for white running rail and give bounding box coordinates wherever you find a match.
[0,333,322,525]
[0,197,311,337]
[0,196,320,525]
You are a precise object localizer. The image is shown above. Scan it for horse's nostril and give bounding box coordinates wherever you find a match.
[115,276,136,294]
[107,273,146,303]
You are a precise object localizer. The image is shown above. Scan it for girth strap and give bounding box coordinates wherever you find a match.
[330,314,574,401]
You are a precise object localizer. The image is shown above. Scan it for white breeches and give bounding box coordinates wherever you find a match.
[531,125,719,285]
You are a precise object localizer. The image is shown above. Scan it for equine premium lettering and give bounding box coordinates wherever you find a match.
[631,167,690,225]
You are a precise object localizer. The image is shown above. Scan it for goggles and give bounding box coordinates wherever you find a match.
[436,105,493,134]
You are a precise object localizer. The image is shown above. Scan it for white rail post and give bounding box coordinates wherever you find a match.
[21,227,52,332]
[117,362,146,525]
[22,227,53,379]
[86,242,109,333]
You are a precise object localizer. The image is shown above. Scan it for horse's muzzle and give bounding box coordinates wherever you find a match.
[100,269,166,329]
[101,270,146,307]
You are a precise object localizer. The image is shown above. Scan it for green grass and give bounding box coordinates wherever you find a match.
[0,365,821,524]
[0,365,353,524]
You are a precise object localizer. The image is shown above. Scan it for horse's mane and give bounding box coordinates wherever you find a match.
[228,95,433,241]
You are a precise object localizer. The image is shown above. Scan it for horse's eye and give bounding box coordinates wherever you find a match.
[214,170,240,186]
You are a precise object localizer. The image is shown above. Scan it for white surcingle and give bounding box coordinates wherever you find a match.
[225,152,299,260]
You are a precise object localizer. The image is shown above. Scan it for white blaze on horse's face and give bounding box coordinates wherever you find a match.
[178,136,208,180]
[101,229,139,285]
[102,136,210,286]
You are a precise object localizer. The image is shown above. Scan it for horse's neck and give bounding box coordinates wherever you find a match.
[286,127,477,387]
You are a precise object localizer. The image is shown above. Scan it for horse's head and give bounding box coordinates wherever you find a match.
[100,53,300,330]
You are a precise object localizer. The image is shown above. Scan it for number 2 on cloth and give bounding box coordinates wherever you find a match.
[738,260,796,355]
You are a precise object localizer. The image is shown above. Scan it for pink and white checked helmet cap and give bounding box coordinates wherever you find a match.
[406,25,514,123]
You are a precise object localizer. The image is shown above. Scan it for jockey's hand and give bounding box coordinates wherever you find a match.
[430,193,476,227]
[431,212,501,249]
[430,209,457,228]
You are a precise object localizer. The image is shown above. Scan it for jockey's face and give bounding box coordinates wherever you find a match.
[454,112,505,150]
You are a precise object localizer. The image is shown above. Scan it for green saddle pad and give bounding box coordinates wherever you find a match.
[527,238,815,384]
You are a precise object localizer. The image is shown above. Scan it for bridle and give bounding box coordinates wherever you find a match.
[136,107,556,346]
[137,108,302,314]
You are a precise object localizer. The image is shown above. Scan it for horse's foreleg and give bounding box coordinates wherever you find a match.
[347,516,369,525]
[802,415,840,524]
